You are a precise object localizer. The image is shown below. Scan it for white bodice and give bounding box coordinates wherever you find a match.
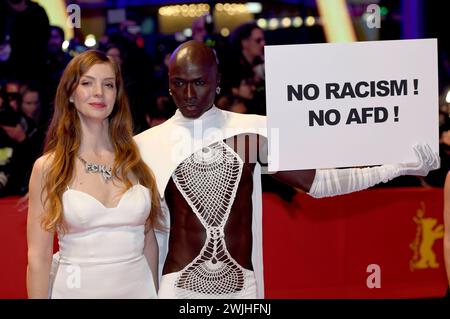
[58,184,151,265]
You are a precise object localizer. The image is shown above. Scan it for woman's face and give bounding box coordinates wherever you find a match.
[71,63,117,122]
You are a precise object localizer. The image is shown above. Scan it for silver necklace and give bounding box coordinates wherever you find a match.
[77,155,112,182]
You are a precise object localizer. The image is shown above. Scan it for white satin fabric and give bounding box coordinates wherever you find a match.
[50,184,157,299]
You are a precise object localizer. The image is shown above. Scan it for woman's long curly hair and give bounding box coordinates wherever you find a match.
[41,50,161,233]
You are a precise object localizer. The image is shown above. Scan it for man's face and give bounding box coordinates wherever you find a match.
[242,28,265,61]
[192,17,207,43]
[21,91,40,119]
[169,51,218,119]
[48,29,63,53]
[6,82,20,111]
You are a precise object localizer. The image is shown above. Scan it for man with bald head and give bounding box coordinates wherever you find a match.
[135,40,439,299]
[167,40,219,119]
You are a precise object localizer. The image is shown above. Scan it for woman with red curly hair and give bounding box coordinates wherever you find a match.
[26,50,162,298]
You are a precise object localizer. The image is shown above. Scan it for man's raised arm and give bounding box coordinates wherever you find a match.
[258,137,440,198]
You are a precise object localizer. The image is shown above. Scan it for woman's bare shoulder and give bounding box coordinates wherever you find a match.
[32,153,55,176]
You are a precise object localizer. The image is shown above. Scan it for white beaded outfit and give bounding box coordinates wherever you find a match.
[135,106,267,298]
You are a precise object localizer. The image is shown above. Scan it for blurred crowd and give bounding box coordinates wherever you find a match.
[0,0,449,199]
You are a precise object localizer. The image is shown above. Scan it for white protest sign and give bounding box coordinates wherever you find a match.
[265,39,439,171]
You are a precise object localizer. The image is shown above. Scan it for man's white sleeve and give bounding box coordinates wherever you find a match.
[308,144,440,198]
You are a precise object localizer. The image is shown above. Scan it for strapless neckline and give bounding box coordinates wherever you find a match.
[64,184,149,209]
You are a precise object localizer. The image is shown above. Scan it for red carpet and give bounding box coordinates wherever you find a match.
[262,188,448,298]
[0,197,28,299]
[0,188,448,298]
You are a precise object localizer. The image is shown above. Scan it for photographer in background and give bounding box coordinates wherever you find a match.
[0,80,44,196]
[0,82,17,196]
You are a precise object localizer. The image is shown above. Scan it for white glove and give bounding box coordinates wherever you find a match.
[308,143,440,198]
[389,143,440,176]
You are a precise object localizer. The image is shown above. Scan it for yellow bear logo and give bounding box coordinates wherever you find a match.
[409,202,444,271]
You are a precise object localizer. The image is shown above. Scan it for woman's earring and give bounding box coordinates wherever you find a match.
[69,97,74,103]
[216,87,221,94]
[168,89,172,96]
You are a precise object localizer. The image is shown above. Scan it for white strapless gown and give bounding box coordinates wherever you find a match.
[51,184,157,299]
